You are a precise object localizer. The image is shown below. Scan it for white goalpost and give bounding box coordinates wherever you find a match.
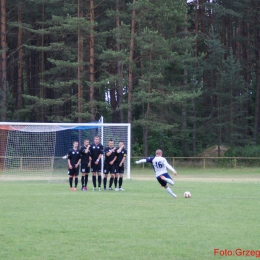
[0,121,131,181]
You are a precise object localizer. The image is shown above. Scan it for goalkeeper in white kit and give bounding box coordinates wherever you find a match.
[135,149,178,198]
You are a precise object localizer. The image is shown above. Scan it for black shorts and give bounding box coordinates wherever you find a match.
[114,162,124,174]
[91,162,101,173]
[156,173,172,187]
[81,164,90,174]
[103,163,116,174]
[68,167,79,176]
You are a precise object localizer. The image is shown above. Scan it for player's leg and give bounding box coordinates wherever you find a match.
[109,165,115,190]
[103,174,108,190]
[92,172,97,190]
[114,163,119,190]
[118,165,124,191]
[109,173,115,190]
[85,167,90,190]
[97,171,102,190]
[74,168,79,190]
[103,164,109,190]
[119,173,124,191]
[164,186,177,198]
[81,165,86,190]
[91,163,97,190]
[69,177,73,190]
[68,169,74,190]
[85,174,89,189]
[81,173,86,190]
[114,173,119,191]
[160,173,174,186]
[97,173,102,191]
[95,161,101,190]
[157,176,177,198]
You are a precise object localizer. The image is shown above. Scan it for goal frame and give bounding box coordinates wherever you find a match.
[0,122,131,179]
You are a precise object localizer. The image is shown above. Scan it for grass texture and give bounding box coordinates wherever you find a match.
[0,169,260,260]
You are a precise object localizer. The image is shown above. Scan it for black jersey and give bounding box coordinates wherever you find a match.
[90,143,103,161]
[104,146,117,163]
[79,146,91,165]
[68,148,81,167]
[116,147,127,163]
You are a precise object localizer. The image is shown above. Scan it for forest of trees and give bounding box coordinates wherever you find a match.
[0,0,260,157]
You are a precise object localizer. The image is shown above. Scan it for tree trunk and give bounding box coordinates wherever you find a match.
[229,80,233,147]
[143,55,151,156]
[194,0,198,60]
[193,5,198,155]
[244,13,251,138]
[217,95,222,157]
[89,0,95,121]
[17,1,23,114]
[253,0,260,144]
[0,0,6,120]
[41,3,45,121]
[254,51,260,145]
[143,126,148,157]
[128,0,136,123]
[182,13,188,156]
[78,0,83,123]
[116,0,124,122]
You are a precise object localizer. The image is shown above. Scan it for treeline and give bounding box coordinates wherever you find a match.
[0,0,260,156]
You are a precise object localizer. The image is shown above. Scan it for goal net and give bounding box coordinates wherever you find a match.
[0,122,131,181]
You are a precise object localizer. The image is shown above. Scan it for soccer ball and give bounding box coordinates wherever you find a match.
[184,191,191,198]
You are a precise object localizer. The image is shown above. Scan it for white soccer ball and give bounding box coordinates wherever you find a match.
[184,191,191,198]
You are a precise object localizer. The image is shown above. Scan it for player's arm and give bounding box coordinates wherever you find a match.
[88,156,91,166]
[94,153,102,164]
[135,159,147,164]
[120,154,126,165]
[116,146,123,153]
[165,160,177,176]
[67,158,72,169]
[75,160,80,168]
[106,148,116,156]
[75,155,81,168]
[85,145,90,154]
[110,155,117,165]
[96,147,103,163]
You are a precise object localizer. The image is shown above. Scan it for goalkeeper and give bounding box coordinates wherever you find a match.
[135,149,178,198]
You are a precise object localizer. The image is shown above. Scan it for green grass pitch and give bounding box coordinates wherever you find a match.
[0,168,260,260]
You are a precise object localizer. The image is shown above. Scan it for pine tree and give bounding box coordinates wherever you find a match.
[0,0,7,120]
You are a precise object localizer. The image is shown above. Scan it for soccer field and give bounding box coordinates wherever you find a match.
[0,169,260,260]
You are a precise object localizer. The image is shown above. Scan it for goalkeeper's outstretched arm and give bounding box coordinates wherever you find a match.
[135,159,147,164]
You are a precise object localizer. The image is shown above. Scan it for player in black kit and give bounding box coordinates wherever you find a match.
[67,141,81,191]
[114,141,127,191]
[90,136,103,191]
[103,139,117,190]
[79,139,91,191]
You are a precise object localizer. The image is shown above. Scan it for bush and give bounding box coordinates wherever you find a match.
[224,145,260,157]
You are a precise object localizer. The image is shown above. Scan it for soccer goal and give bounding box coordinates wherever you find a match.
[0,121,131,181]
